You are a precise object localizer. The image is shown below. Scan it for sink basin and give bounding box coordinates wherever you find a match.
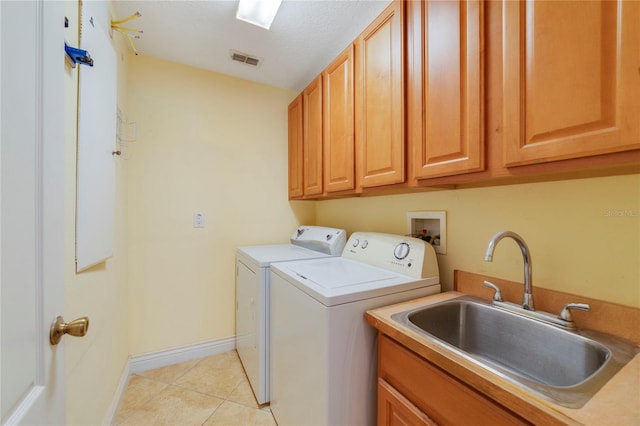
[391,295,640,408]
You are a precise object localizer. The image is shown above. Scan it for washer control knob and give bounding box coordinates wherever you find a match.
[326,234,333,241]
[394,242,410,260]
[352,239,360,247]
[361,240,369,249]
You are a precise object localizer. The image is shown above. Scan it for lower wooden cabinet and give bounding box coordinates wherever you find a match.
[378,378,437,426]
[377,334,530,426]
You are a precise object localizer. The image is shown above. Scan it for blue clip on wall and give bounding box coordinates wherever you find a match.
[65,43,94,67]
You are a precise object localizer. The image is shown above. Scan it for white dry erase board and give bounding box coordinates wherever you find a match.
[76,1,117,272]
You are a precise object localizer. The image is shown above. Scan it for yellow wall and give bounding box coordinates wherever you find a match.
[316,174,640,308]
[63,1,131,424]
[125,55,314,355]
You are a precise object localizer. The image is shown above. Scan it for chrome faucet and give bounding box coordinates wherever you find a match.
[484,231,534,311]
[483,231,591,330]
[483,279,591,330]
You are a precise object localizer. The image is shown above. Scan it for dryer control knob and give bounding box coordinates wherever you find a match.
[361,240,369,249]
[352,239,360,247]
[394,242,410,260]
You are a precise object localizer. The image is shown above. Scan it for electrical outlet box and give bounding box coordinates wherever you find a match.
[193,212,205,228]
[407,211,446,254]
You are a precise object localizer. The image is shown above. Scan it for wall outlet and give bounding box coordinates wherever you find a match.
[407,211,446,254]
[193,212,205,228]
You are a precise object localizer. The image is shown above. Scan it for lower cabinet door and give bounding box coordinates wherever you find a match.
[379,335,531,426]
[378,379,437,426]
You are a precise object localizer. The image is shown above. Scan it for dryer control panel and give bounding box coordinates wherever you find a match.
[342,232,439,279]
[290,226,347,255]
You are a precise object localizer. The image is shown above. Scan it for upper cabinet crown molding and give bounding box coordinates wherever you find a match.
[502,0,640,166]
[408,0,485,180]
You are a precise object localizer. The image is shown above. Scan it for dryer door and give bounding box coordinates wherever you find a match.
[236,259,268,403]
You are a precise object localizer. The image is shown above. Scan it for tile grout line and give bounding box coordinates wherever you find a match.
[115,357,206,425]
[114,374,171,425]
[115,350,274,425]
[198,364,258,426]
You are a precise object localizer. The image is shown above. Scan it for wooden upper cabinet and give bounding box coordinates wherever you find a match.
[408,0,484,180]
[288,95,304,199]
[323,45,355,193]
[356,1,405,188]
[303,76,323,196]
[503,0,640,166]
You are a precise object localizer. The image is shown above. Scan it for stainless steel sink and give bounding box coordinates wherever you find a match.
[391,295,639,408]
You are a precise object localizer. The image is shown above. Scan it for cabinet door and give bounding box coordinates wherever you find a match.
[379,335,530,426]
[303,76,323,196]
[356,1,405,188]
[378,379,436,426]
[503,0,640,166]
[323,45,355,193]
[408,0,484,180]
[288,95,304,199]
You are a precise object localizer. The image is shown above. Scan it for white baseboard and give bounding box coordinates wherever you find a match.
[103,359,130,426]
[129,336,236,374]
[103,336,236,425]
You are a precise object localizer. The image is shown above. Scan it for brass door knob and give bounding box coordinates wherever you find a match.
[49,316,89,345]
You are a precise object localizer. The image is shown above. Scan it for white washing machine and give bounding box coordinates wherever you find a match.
[235,226,346,405]
[269,232,440,426]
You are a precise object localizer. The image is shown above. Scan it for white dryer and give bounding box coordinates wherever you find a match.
[269,232,440,425]
[235,226,346,405]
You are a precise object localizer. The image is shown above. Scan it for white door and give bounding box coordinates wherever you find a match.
[1,1,66,424]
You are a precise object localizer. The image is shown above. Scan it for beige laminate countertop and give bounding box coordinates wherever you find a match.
[365,291,640,426]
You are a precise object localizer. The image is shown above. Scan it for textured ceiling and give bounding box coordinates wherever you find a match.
[112,0,392,92]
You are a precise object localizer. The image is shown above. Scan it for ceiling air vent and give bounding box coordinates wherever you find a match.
[230,50,262,67]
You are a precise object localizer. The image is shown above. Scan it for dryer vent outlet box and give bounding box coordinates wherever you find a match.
[407,211,446,254]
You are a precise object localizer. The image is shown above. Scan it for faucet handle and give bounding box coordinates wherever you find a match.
[483,281,503,302]
[559,303,591,322]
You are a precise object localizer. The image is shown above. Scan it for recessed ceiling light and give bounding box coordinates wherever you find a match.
[236,0,283,30]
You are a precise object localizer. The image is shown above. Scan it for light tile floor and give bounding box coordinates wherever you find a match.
[114,350,277,425]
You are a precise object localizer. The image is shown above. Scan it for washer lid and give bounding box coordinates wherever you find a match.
[271,257,439,306]
[284,257,396,288]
